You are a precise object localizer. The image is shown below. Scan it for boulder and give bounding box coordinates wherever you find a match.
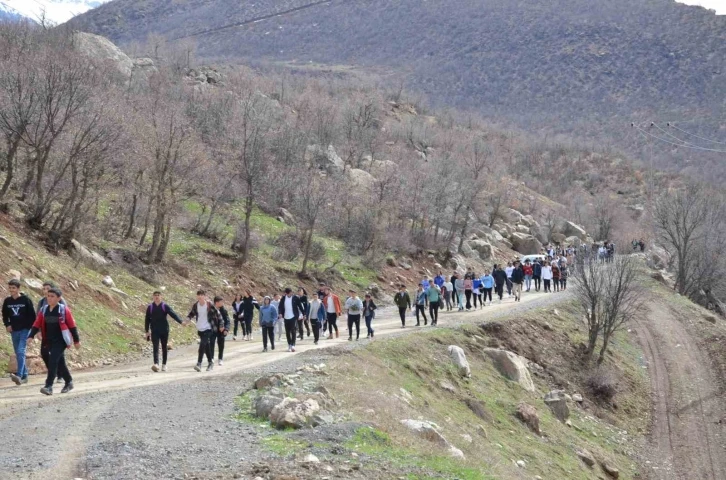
[0,235,11,247]
[468,239,493,260]
[269,397,320,429]
[277,208,296,226]
[369,159,398,177]
[6,269,21,280]
[483,348,535,392]
[400,419,464,458]
[311,411,335,427]
[451,254,467,273]
[551,232,567,244]
[572,393,584,403]
[447,345,471,378]
[24,278,43,293]
[515,403,540,434]
[510,233,543,255]
[254,373,285,389]
[102,276,115,288]
[602,463,620,478]
[556,221,588,240]
[544,390,570,421]
[493,223,513,238]
[565,236,582,247]
[647,246,669,270]
[255,395,284,419]
[439,381,457,393]
[70,239,108,266]
[503,208,524,224]
[460,241,480,260]
[306,144,344,174]
[576,449,596,467]
[515,224,530,234]
[301,454,320,464]
[346,168,376,195]
[520,215,536,227]
[74,32,134,80]
[499,238,513,249]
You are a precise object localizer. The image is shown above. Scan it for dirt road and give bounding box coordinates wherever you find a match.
[0,291,562,480]
[635,300,726,480]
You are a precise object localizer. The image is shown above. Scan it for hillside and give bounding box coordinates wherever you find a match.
[70,0,726,180]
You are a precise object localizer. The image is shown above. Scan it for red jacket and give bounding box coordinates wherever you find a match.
[31,304,80,348]
[523,265,533,276]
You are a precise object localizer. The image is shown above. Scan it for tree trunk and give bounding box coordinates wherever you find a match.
[124,193,138,239]
[300,221,316,275]
[0,136,21,200]
[239,196,253,265]
[597,332,612,365]
[457,206,471,252]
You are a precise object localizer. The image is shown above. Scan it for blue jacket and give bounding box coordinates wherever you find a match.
[306,300,326,324]
[481,275,494,289]
[421,279,430,291]
[259,305,278,328]
[434,275,445,287]
[473,278,482,290]
[415,290,427,305]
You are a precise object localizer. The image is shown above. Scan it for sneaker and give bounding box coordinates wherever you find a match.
[206,362,214,372]
[40,386,53,396]
[151,364,160,372]
[271,345,275,350]
[348,337,353,341]
[162,365,167,372]
[194,363,202,372]
[232,336,237,341]
[371,331,374,338]
[10,374,21,386]
[218,359,224,366]
[20,377,28,384]
[314,341,318,345]
[291,347,296,352]
[355,338,359,341]
[287,346,292,352]
[61,382,74,394]
[366,334,370,339]
[329,336,335,340]
[263,347,268,352]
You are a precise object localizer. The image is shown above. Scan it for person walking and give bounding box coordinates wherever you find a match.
[27,288,79,395]
[511,261,525,302]
[434,271,445,289]
[450,272,460,306]
[297,287,311,340]
[231,294,244,340]
[493,264,507,302]
[414,284,428,326]
[542,262,553,293]
[209,296,230,366]
[532,260,542,292]
[393,285,411,327]
[523,260,533,292]
[443,276,454,311]
[481,270,494,305]
[278,288,303,352]
[363,293,377,338]
[187,290,222,372]
[323,287,342,338]
[259,296,278,352]
[427,282,441,326]
[240,289,259,342]
[455,275,465,311]
[307,292,325,344]
[36,281,65,312]
[345,290,363,341]
[3,279,36,386]
[552,262,561,292]
[472,275,482,309]
[560,263,569,290]
[271,293,283,341]
[144,291,186,372]
[463,274,473,311]
[505,262,514,297]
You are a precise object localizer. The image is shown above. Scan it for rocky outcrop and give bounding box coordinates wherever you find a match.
[543,390,570,422]
[306,145,344,174]
[346,168,376,193]
[447,345,471,378]
[484,348,535,392]
[467,239,493,260]
[71,239,108,267]
[556,220,588,240]
[515,403,540,434]
[74,32,134,79]
[576,448,596,467]
[255,394,284,419]
[400,420,465,459]
[510,233,543,255]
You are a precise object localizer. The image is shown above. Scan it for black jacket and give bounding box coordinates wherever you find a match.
[493,269,508,285]
[187,301,222,331]
[2,294,36,331]
[239,296,259,321]
[145,302,183,333]
[511,267,525,284]
[363,299,377,318]
[216,306,231,332]
[277,294,303,320]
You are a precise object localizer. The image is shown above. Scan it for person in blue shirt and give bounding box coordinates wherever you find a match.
[420,277,430,307]
[481,270,494,306]
[414,284,428,326]
[433,272,445,288]
[472,276,483,309]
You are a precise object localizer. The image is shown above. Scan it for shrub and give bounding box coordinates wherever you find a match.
[586,369,618,403]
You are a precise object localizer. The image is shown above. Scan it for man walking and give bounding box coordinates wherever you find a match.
[187,290,222,372]
[278,288,303,352]
[427,281,441,325]
[505,262,514,297]
[532,260,542,292]
[511,261,525,302]
[493,264,507,302]
[323,287,342,339]
[27,288,79,395]
[345,290,363,341]
[3,279,36,385]
[145,291,186,372]
[209,296,230,365]
[393,285,411,327]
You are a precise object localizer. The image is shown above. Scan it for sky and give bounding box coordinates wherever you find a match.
[0,0,111,24]
[676,0,726,13]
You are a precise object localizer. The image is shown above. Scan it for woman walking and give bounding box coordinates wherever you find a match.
[455,276,465,311]
[231,294,244,340]
[240,289,259,341]
[363,293,377,338]
[542,262,553,293]
[427,282,441,326]
[552,262,561,292]
[307,292,325,344]
[259,297,278,352]
[443,277,453,311]
[297,287,310,340]
[463,274,473,311]
[481,270,494,306]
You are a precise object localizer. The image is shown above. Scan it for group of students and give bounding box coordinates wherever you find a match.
[2,279,79,396]
[141,283,379,373]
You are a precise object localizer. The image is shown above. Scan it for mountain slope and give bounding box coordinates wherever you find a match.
[70,0,726,180]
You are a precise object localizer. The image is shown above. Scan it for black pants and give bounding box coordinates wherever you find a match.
[553,278,560,292]
[209,331,225,360]
[415,304,428,325]
[262,326,275,350]
[561,279,567,290]
[244,317,253,337]
[452,290,459,305]
[311,321,321,342]
[533,276,541,291]
[398,307,407,326]
[347,314,361,339]
[234,316,244,336]
[429,301,439,325]
[544,279,551,292]
[298,317,311,339]
[327,313,338,335]
[483,287,492,303]
[42,341,72,388]
[151,328,169,365]
[506,279,513,295]
[197,330,213,364]
[465,290,472,309]
[495,283,504,300]
[284,318,297,346]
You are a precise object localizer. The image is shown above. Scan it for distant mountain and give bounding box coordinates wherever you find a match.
[0,0,110,25]
[66,0,726,180]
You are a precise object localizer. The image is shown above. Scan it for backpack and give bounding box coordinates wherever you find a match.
[147,302,167,314]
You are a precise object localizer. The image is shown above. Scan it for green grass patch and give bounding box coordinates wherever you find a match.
[261,434,307,456]
[233,390,269,426]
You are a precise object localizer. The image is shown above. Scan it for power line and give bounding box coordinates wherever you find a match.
[666,122,726,146]
[631,123,726,154]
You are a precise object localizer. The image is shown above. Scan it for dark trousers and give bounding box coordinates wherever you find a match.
[327,313,338,335]
[209,331,225,360]
[234,316,244,336]
[284,318,297,346]
[42,341,71,388]
[298,317,311,339]
[398,307,407,326]
[465,290,472,309]
[495,283,504,300]
[197,330,213,364]
[244,318,253,337]
[506,279,513,295]
[533,275,541,291]
[365,316,374,336]
[553,278,560,292]
[452,290,459,305]
[561,279,567,290]
[444,292,453,310]
[415,304,428,325]
[262,326,275,350]
[544,279,551,292]
[311,321,321,342]
[472,292,481,308]
[429,301,439,325]
[483,287,493,302]
[347,314,361,339]
[151,328,169,365]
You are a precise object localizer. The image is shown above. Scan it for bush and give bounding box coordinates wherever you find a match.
[586,369,618,403]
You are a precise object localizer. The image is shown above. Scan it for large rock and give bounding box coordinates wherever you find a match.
[510,233,543,255]
[277,208,296,226]
[557,221,588,240]
[551,232,567,244]
[447,345,471,378]
[460,241,480,260]
[70,239,108,266]
[565,236,582,247]
[269,397,320,429]
[254,373,285,389]
[306,144,344,174]
[544,390,570,422]
[503,208,524,224]
[483,348,535,392]
[520,215,536,227]
[102,276,115,288]
[400,420,464,459]
[74,32,133,80]
[515,224,530,234]
[515,403,540,434]
[576,448,596,467]
[24,278,43,293]
[346,168,376,195]
[467,239,493,260]
[255,395,284,419]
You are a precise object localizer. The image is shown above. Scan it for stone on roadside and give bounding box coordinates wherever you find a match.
[483,348,535,392]
[544,390,570,422]
[447,345,471,377]
[254,373,285,389]
[254,395,284,419]
[515,403,540,434]
[269,398,320,429]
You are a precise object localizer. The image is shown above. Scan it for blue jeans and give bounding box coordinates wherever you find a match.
[11,328,30,379]
[525,275,532,291]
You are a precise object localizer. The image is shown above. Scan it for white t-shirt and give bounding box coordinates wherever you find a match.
[505,266,514,279]
[196,302,210,331]
[327,296,335,312]
[444,281,453,293]
[542,266,553,280]
[284,295,294,319]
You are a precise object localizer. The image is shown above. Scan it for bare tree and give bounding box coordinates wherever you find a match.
[293,168,337,276]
